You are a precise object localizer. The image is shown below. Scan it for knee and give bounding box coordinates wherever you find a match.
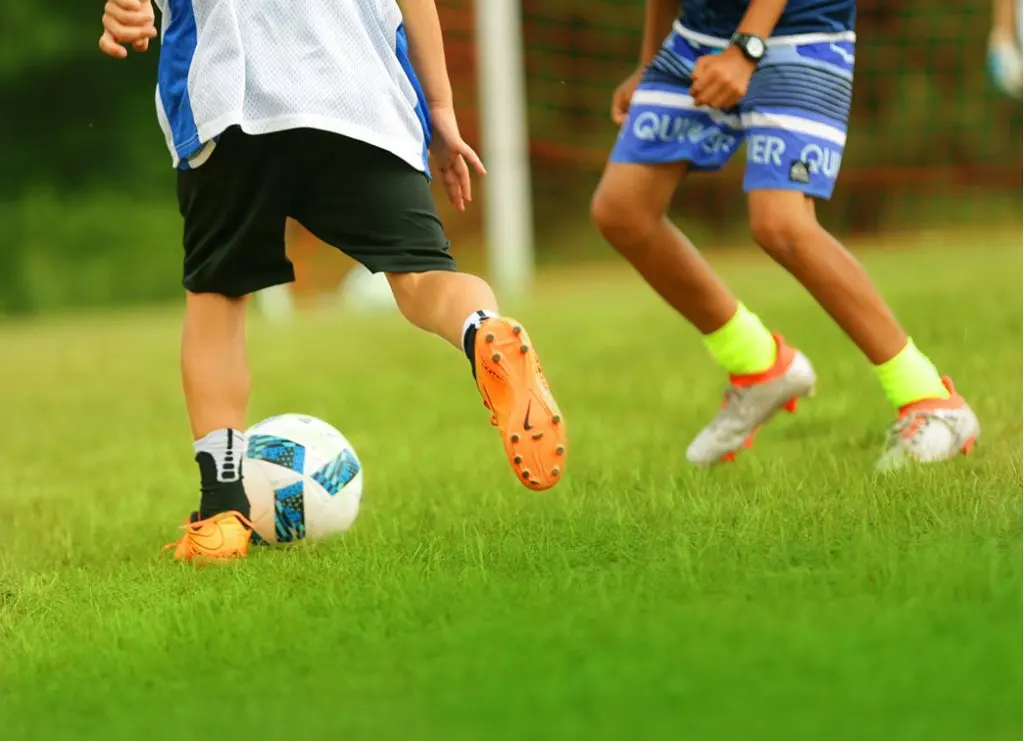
[749,209,820,266]
[590,186,659,252]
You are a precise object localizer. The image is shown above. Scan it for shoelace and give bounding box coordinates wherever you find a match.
[885,410,958,448]
[161,512,255,553]
[706,385,750,432]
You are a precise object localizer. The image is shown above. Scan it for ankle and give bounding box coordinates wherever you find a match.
[460,310,499,375]
[194,428,251,519]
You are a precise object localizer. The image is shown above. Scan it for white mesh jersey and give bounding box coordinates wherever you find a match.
[152,0,431,173]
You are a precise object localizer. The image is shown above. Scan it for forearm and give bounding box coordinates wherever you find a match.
[992,0,1015,38]
[399,0,454,108]
[640,0,679,66]
[735,0,787,37]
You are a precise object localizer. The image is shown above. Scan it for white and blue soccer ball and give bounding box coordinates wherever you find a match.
[243,414,363,545]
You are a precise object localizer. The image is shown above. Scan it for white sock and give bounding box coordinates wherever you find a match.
[194,428,246,483]
[461,310,498,349]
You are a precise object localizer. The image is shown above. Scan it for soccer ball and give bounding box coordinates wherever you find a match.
[243,414,363,545]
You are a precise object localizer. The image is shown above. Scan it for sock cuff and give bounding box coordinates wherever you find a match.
[702,303,777,376]
[705,303,756,341]
[194,428,245,452]
[874,339,916,370]
[873,338,950,407]
[194,428,246,483]
[461,309,498,344]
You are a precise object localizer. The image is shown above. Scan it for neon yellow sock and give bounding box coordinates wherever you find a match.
[873,340,950,408]
[703,303,777,375]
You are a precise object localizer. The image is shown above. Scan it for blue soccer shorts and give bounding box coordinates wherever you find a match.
[611,24,856,200]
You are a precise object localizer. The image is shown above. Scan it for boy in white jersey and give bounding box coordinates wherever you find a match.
[99,0,567,561]
[591,0,979,469]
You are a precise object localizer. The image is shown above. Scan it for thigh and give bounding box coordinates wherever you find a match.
[291,131,456,275]
[177,127,295,296]
[594,160,689,218]
[740,41,854,200]
[610,33,743,171]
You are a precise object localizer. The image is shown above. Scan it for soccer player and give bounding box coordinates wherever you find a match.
[591,0,980,469]
[98,0,567,561]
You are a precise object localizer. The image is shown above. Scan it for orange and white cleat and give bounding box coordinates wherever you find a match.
[474,317,567,491]
[164,510,253,562]
[687,334,817,465]
[876,377,980,472]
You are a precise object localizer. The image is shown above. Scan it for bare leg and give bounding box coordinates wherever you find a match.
[386,271,499,348]
[747,190,906,364]
[590,162,737,334]
[386,269,566,491]
[176,290,253,537]
[181,291,250,437]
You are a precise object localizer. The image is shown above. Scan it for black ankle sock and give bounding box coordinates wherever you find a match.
[194,429,250,521]
[462,310,495,379]
[463,323,479,378]
[196,451,250,520]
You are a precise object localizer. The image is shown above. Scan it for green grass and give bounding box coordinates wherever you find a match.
[0,242,1020,740]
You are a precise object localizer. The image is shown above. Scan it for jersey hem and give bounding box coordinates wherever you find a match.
[168,113,430,176]
[673,21,856,47]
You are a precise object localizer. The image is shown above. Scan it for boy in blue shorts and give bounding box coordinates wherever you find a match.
[591,0,979,470]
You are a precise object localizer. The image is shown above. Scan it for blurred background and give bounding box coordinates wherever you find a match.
[0,0,1019,317]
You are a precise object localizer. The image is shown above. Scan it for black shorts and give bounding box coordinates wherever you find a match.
[176,127,456,296]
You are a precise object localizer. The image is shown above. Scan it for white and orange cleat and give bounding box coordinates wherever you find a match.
[474,317,567,491]
[875,377,979,472]
[164,511,253,562]
[686,334,817,465]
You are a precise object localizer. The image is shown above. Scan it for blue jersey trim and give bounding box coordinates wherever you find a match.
[158,0,201,162]
[395,23,432,179]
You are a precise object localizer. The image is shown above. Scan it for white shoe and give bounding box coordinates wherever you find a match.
[686,335,817,466]
[875,377,980,472]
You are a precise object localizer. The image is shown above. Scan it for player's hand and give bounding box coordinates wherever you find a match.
[690,46,755,110]
[99,0,157,59]
[429,105,486,213]
[611,68,643,125]
[988,29,1023,98]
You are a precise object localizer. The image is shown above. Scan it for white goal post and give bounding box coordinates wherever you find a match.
[474,0,535,297]
[256,0,535,320]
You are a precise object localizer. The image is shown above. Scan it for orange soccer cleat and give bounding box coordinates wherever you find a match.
[164,510,253,562]
[474,317,567,491]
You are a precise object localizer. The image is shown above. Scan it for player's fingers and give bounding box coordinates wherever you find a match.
[689,72,709,102]
[103,15,154,42]
[99,31,128,58]
[454,155,473,204]
[458,141,487,177]
[691,56,709,83]
[133,37,150,52]
[691,72,725,107]
[611,97,627,125]
[443,166,465,211]
[613,88,634,125]
[104,0,148,24]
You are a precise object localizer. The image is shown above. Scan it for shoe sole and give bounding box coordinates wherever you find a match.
[475,318,566,491]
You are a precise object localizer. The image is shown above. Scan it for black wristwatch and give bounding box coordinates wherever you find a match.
[730,32,767,64]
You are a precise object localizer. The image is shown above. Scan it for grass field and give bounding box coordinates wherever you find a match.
[0,239,1020,740]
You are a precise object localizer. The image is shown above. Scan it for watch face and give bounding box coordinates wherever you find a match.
[747,37,766,58]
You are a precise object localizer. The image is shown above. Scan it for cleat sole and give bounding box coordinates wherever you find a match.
[474,318,567,491]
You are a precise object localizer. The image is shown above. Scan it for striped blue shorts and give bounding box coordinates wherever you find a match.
[610,24,855,200]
